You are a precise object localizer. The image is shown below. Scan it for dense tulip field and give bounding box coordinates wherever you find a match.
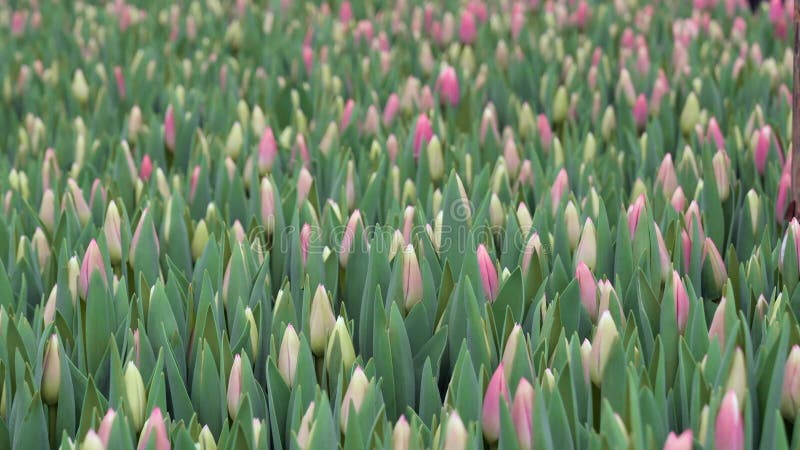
[2,0,800,449]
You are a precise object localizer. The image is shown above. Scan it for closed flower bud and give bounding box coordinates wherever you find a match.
[41,334,60,405]
[712,150,730,201]
[197,425,216,450]
[680,92,700,135]
[477,244,499,302]
[576,262,598,320]
[590,311,618,385]
[339,210,364,267]
[709,296,728,345]
[627,194,646,239]
[138,408,170,450]
[597,280,622,322]
[227,354,243,419]
[192,220,209,260]
[521,233,543,274]
[68,179,92,226]
[663,430,692,450]
[72,69,89,104]
[489,194,504,232]
[81,430,104,450]
[68,256,80,303]
[553,86,568,123]
[781,345,800,420]
[39,189,56,233]
[413,114,434,160]
[427,135,444,181]
[402,245,423,311]
[550,169,569,213]
[104,201,122,265]
[516,203,533,237]
[715,390,744,450]
[780,219,800,273]
[44,285,57,326]
[296,402,315,449]
[656,154,679,199]
[79,240,107,299]
[633,94,648,130]
[309,284,336,355]
[443,412,467,450]
[341,367,370,430]
[260,177,276,235]
[726,348,747,406]
[702,238,728,295]
[31,227,49,270]
[671,187,687,212]
[501,324,531,379]
[392,415,411,450]
[164,105,176,152]
[754,126,771,175]
[326,316,356,371]
[511,378,535,450]
[673,271,690,333]
[124,362,147,431]
[279,325,300,387]
[601,106,616,141]
[97,409,117,448]
[776,174,790,223]
[482,364,510,443]
[564,201,580,250]
[258,127,277,174]
[574,217,597,270]
[436,65,460,107]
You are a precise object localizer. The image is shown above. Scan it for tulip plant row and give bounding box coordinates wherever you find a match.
[1,0,800,449]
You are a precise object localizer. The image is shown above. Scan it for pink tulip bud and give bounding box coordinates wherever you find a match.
[362,105,380,135]
[341,367,370,430]
[459,10,477,44]
[67,179,92,226]
[164,105,176,152]
[714,390,744,450]
[685,201,705,240]
[510,6,525,39]
[296,167,313,206]
[227,354,243,419]
[279,325,300,387]
[576,262,598,320]
[656,154,678,198]
[302,45,313,75]
[709,296,728,344]
[673,271,690,333]
[702,237,728,291]
[444,412,468,450]
[386,134,399,163]
[258,128,277,174]
[436,66,460,107]
[341,99,355,129]
[138,408,171,450]
[754,126,771,175]
[537,114,552,151]
[418,86,435,111]
[663,430,693,450]
[550,169,569,212]
[11,10,26,36]
[482,364,510,443]
[340,210,364,267]
[633,94,648,130]
[681,229,692,272]
[671,187,687,212]
[339,0,352,23]
[627,194,646,239]
[79,240,107,299]
[477,244,499,301]
[413,114,434,160]
[776,173,791,223]
[781,345,800,420]
[113,66,126,100]
[98,409,117,447]
[707,117,725,150]
[402,245,424,311]
[383,94,400,127]
[511,378,535,450]
[300,223,312,265]
[780,218,800,271]
[140,155,153,182]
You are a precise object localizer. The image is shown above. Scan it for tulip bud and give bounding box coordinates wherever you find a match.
[488,194,504,233]
[164,105,176,152]
[72,69,89,104]
[726,348,747,405]
[427,135,445,182]
[627,194,645,239]
[776,174,791,223]
[259,177,276,235]
[197,425,216,450]
[663,430,692,450]
[392,415,411,450]
[654,224,671,281]
[680,92,700,135]
[104,201,122,265]
[436,65,460,107]
[339,210,364,267]
[482,364,510,443]
[258,127,277,174]
[780,219,800,273]
[709,296,727,345]
[43,285,57,326]
[673,271,690,333]
[39,189,56,233]
[227,354,243,419]
[124,362,147,431]
[277,324,301,387]
[590,311,618,385]
[671,187,687,212]
[79,240,107,299]
[401,245,423,311]
[550,169,569,213]
[516,203,533,237]
[656,154,678,199]
[715,390,744,450]
[575,262,598,319]
[564,201,580,250]
[309,284,336,355]
[633,94,648,130]
[443,412,467,450]
[326,316,356,371]
[501,324,529,378]
[341,367,369,430]
[712,150,730,202]
[41,334,60,405]
[477,244,499,302]
[192,220,209,260]
[413,114,433,159]
[702,238,728,296]
[81,430,104,450]
[67,179,92,227]
[296,402,315,449]
[138,408,170,450]
[511,378,535,450]
[781,345,800,420]
[754,126,771,175]
[552,86,568,123]
[68,256,80,302]
[521,233,543,274]
[31,227,49,271]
